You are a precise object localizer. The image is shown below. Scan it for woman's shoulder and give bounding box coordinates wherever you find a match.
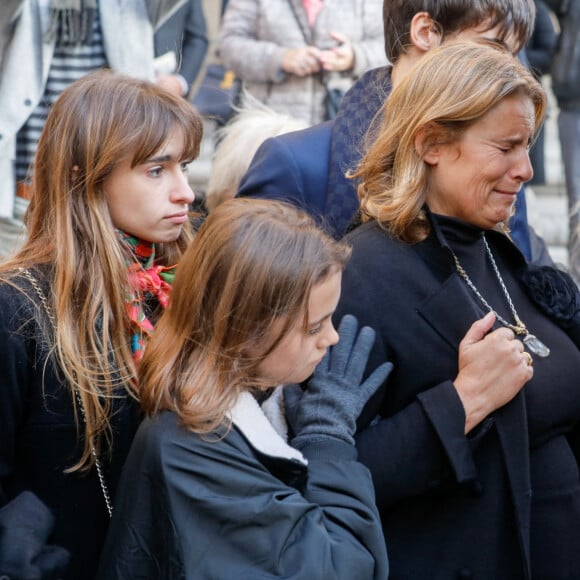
[346,221,414,262]
[134,412,234,460]
[0,268,51,325]
[136,407,283,469]
[0,276,37,323]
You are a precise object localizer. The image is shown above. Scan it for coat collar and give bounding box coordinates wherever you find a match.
[412,209,529,351]
[229,391,307,466]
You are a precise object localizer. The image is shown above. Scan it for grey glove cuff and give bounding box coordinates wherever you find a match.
[290,395,358,445]
[291,434,358,461]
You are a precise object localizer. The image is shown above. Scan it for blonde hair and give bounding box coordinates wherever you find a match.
[0,70,203,471]
[139,198,351,433]
[205,97,308,212]
[354,41,546,242]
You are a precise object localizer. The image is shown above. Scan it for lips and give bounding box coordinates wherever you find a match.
[165,212,188,224]
[494,189,518,196]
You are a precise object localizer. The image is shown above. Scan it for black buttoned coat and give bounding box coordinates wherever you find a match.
[336,217,580,580]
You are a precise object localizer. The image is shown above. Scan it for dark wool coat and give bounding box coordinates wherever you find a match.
[336,217,580,580]
[0,278,140,580]
[97,392,389,579]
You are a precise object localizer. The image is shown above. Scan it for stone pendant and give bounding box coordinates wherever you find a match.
[523,334,550,358]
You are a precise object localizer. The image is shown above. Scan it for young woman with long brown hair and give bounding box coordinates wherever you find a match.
[0,69,203,579]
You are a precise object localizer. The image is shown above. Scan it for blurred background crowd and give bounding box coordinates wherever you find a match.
[0,0,578,281]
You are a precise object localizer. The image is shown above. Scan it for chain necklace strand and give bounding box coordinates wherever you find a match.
[20,268,114,517]
[451,235,550,358]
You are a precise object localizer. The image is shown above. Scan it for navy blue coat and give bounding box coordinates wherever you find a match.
[237,120,333,229]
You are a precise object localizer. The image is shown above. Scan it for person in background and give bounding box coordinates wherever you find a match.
[524,0,558,185]
[544,0,580,285]
[204,98,308,212]
[154,0,208,97]
[336,40,580,578]
[219,0,386,125]
[0,70,203,580]
[237,0,546,264]
[97,198,391,579]
[0,0,191,259]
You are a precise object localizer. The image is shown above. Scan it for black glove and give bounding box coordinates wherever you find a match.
[0,491,70,580]
[284,314,393,447]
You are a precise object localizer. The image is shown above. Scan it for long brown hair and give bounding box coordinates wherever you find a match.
[139,198,351,434]
[354,41,546,242]
[0,70,203,471]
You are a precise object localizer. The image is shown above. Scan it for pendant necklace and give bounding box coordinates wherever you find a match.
[451,234,550,358]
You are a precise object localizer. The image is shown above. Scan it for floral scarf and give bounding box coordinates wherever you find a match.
[117,231,176,363]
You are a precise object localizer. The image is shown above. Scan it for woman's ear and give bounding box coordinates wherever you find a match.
[409,12,441,54]
[414,125,440,166]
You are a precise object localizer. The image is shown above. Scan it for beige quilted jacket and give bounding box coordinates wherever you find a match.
[219,0,387,124]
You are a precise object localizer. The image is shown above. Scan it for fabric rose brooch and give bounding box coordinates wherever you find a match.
[519,265,580,329]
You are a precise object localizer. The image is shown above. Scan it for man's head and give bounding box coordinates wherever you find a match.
[383,0,535,63]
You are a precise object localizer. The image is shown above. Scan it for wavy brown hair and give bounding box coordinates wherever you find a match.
[0,70,203,471]
[354,41,546,243]
[139,198,351,434]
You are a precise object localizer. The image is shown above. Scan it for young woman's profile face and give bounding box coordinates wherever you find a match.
[103,131,195,243]
[256,270,342,387]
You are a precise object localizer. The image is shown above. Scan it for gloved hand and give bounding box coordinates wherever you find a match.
[284,314,393,447]
[0,491,70,580]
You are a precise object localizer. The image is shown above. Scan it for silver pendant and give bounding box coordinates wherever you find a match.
[523,334,550,358]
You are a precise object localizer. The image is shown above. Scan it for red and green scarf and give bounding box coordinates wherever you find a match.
[117,231,176,363]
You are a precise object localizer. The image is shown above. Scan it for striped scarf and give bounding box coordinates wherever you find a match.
[117,231,176,363]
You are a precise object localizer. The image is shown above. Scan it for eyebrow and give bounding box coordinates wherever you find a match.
[145,154,173,164]
[498,136,531,146]
[308,312,334,327]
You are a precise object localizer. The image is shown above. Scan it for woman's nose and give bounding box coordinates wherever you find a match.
[172,170,195,205]
[322,323,340,348]
[512,149,534,183]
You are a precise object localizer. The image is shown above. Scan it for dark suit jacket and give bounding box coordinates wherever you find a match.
[237,120,333,230]
[154,0,208,87]
[335,218,536,580]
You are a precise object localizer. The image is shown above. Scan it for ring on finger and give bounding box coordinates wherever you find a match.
[522,351,533,367]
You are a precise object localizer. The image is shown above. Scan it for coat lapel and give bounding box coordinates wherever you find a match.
[410,227,487,350]
[413,220,532,578]
[494,392,532,579]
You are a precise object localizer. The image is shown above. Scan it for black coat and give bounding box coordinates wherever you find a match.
[0,279,140,580]
[336,217,580,580]
[98,392,389,579]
